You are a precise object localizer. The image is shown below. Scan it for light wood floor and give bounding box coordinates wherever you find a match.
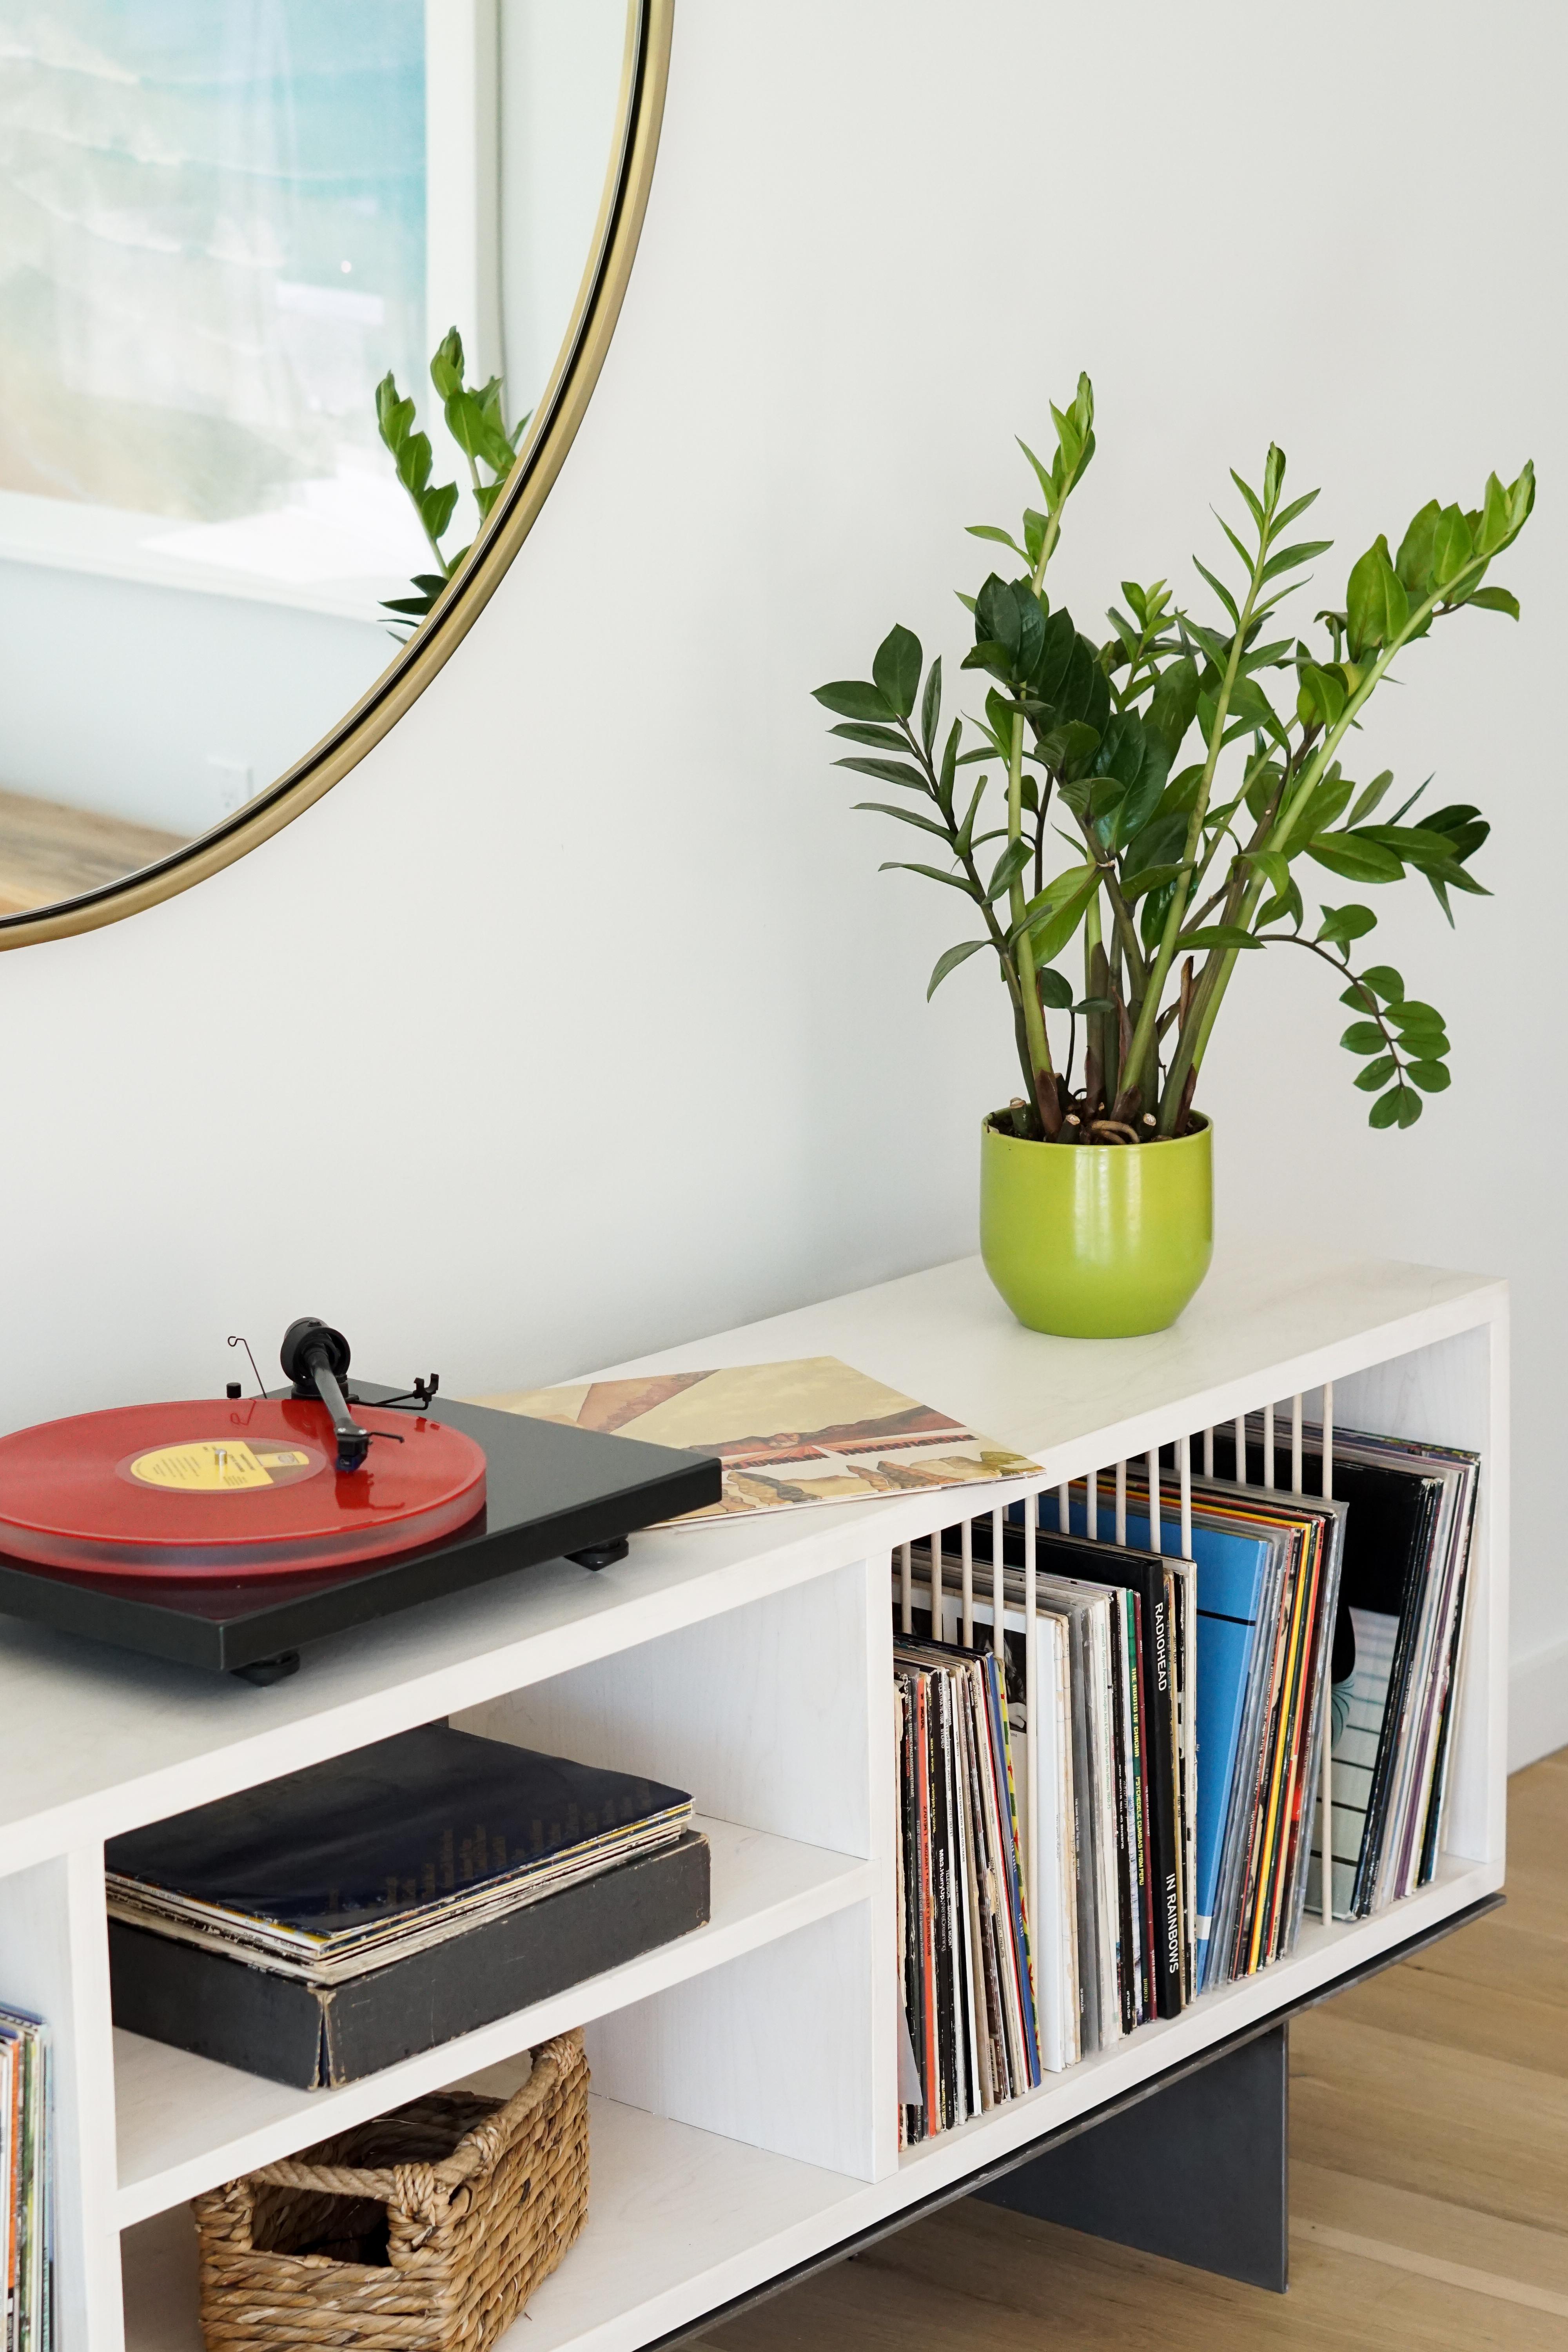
[701,1748,1568,2350]
[0,783,183,915]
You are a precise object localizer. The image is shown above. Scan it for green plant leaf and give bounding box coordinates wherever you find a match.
[1345,964,1404,1004]
[954,776,986,855]
[1316,902,1377,945]
[1307,831,1405,884]
[926,939,989,999]
[1012,864,1099,961]
[852,800,949,838]
[815,679,895,721]
[1244,849,1291,897]
[1407,1060,1452,1092]
[1354,1055,1398,1091]
[1432,504,1474,588]
[987,838,1033,901]
[1297,661,1347,730]
[1260,537,1333,585]
[920,656,942,757]
[975,574,1020,659]
[1123,862,1183,903]
[1192,558,1241,628]
[1180,925,1264,951]
[1369,1085,1423,1129]
[1395,500,1441,596]
[833,756,931,793]
[938,719,961,815]
[830,721,911,751]
[1346,770,1396,826]
[430,325,465,397]
[1143,656,1200,762]
[873,624,923,719]
[966,525,1026,556]
[1227,675,1284,738]
[1345,535,1409,657]
[1036,966,1075,1010]
[1158,763,1207,817]
[1300,772,1355,835]
[879,860,978,895]
[1140,874,1179,953]
[1256,874,1304,930]
[420,481,458,541]
[1466,584,1520,619]
[1340,1020,1387,1055]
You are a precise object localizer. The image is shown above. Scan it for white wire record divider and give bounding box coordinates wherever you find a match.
[0,1247,1508,2352]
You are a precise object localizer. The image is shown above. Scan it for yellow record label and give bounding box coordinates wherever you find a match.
[129,1442,311,1494]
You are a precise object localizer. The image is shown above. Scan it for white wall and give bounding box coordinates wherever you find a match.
[0,563,389,835]
[0,0,1562,1753]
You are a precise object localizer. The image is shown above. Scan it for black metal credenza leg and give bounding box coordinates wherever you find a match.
[975,2021,1290,2293]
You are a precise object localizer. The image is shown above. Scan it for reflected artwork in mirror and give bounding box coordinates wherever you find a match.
[0,0,670,940]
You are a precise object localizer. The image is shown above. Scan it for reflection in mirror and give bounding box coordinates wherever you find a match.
[0,0,630,917]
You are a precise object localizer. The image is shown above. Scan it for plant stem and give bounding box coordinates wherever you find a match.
[1122,514,1274,1107]
[1008,708,1055,1101]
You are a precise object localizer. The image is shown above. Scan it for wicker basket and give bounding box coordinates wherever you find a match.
[192,2033,589,2352]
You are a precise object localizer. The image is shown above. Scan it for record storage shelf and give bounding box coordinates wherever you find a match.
[0,1241,1507,2352]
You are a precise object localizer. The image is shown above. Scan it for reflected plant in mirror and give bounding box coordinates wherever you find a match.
[375,328,531,636]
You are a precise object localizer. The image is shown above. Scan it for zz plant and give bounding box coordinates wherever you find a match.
[376,327,530,633]
[814,376,1533,1143]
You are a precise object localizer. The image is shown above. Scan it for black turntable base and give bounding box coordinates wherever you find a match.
[0,1383,720,1679]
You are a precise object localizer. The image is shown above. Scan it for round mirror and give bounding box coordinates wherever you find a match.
[0,0,670,944]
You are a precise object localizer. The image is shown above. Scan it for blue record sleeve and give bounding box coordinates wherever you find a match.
[1058,1495,1274,1974]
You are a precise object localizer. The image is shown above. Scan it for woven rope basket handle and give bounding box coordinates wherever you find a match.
[429,2031,585,2190]
[245,2032,586,2204]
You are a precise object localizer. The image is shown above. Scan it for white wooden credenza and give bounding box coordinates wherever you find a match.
[0,1241,1507,2350]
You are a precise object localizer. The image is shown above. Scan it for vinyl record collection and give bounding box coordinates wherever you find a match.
[893,1637,1039,2142]
[0,2005,49,2352]
[891,1415,1479,2112]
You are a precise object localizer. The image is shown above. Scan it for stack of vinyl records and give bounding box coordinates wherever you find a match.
[1210,1419,1481,1921]
[893,1636,1039,2141]
[107,1726,697,1985]
[892,1413,1479,2089]
[107,1724,713,2089]
[0,2004,49,2352]
[906,1530,1196,2065]
[1111,1466,1346,1994]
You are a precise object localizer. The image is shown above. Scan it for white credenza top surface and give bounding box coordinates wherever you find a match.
[0,1240,1501,1870]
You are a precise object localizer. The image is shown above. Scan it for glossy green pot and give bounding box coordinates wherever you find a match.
[979,1112,1213,1338]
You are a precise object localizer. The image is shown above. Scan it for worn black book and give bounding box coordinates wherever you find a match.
[106,1723,694,1982]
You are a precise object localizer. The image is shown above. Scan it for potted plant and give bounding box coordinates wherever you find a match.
[814,375,1534,1338]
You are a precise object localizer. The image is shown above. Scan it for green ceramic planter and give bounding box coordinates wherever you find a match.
[980,1112,1213,1338]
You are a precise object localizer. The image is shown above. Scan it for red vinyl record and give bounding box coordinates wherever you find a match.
[0,1397,486,1579]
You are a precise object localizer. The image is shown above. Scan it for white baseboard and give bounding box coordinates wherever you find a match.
[1509,1635,1568,1773]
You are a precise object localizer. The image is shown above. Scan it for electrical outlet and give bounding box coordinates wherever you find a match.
[207,757,254,817]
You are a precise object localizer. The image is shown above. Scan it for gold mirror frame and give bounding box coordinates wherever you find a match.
[0,0,673,953]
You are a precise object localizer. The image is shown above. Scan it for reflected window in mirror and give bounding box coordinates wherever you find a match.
[0,0,631,916]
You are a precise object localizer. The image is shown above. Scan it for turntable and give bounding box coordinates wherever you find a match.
[0,1318,720,1682]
